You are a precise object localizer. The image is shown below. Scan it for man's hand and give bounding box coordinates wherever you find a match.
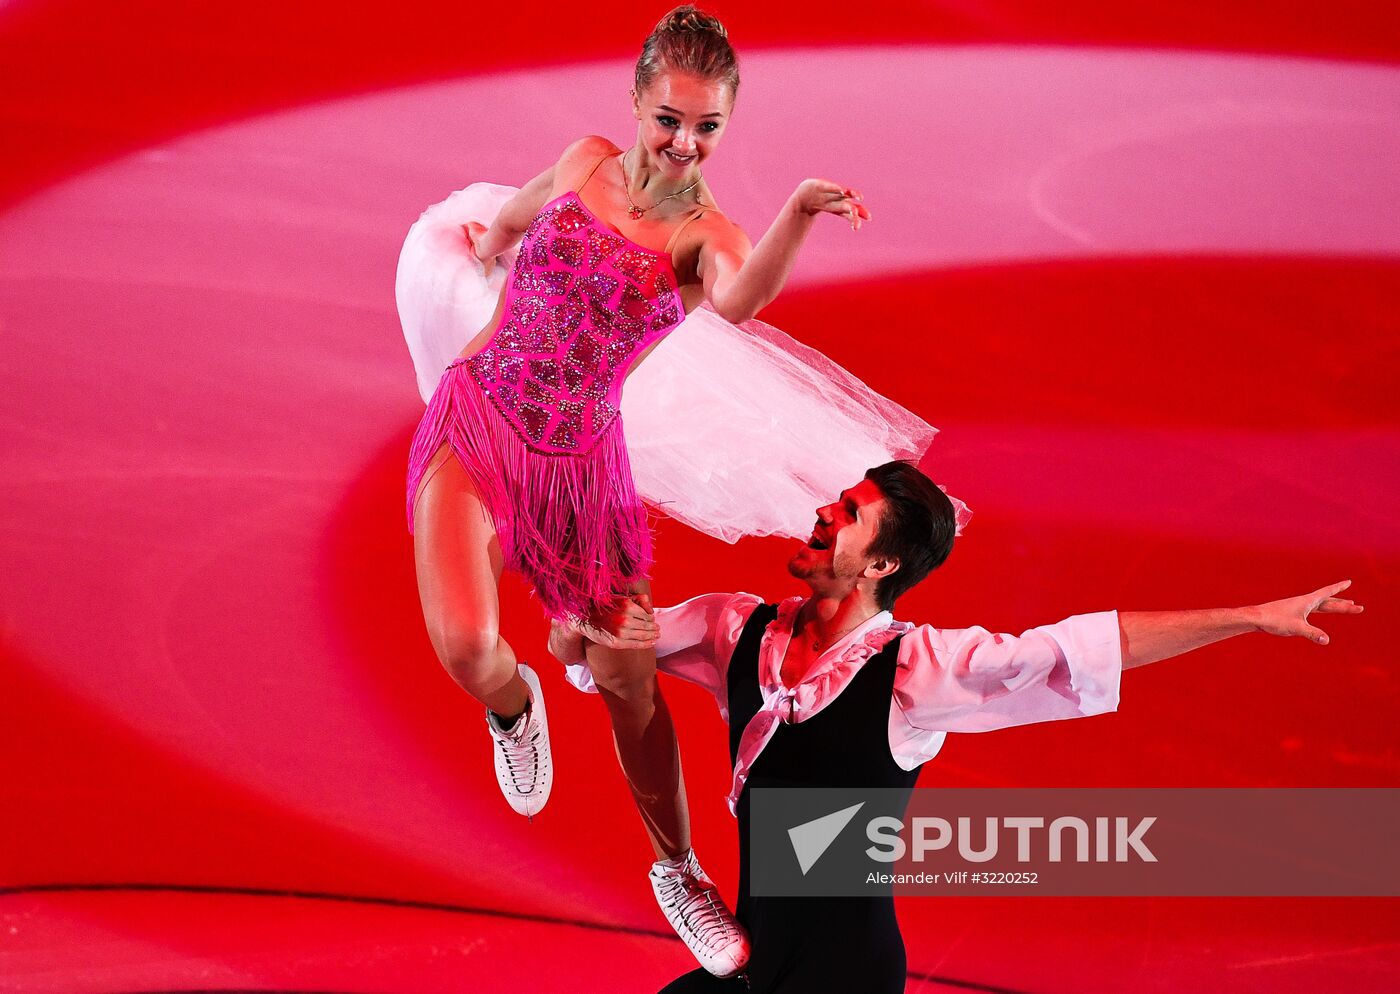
[577,592,660,652]
[1120,579,1365,669]
[1247,580,1364,645]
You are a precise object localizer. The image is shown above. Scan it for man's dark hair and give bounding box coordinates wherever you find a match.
[862,461,957,610]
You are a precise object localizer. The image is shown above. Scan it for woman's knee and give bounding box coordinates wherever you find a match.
[433,620,504,688]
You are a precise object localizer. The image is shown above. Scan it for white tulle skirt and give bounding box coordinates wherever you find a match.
[397,182,970,543]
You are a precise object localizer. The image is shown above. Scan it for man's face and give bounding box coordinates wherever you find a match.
[787,478,889,592]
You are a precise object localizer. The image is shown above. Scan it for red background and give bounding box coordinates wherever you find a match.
[1,2,1397,991]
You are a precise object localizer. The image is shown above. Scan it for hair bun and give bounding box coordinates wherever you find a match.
[660,5,727,39]
[636,5,739,98]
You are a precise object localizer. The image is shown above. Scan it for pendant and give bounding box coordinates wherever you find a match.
[627,206,645,220]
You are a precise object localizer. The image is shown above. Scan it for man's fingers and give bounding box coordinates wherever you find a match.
[1317,598,1363,614]
[1303,625,1330,645]
[613,609,659,634]
[613,630,658,649]
[602,596,648,626]
[610,636,658,650]
[1298,581,1357,617]
[579,603,659,647]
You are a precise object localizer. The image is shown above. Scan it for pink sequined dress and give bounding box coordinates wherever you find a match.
[405,154,698,619]
[400,150,970,621]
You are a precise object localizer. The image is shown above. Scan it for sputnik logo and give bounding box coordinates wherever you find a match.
[787,802,866,875]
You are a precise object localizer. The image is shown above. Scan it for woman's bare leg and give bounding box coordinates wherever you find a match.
[413,442,526,720]
[585,579,690,860]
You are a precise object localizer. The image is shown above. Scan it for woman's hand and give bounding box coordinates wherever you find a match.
[462,221,498,275]
[793,179,871,230]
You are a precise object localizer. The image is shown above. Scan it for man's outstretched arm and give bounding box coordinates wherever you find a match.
[895,580,1364,736]
[1118,580,1363,670]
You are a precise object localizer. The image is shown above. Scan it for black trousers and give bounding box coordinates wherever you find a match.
[657,895,906,993]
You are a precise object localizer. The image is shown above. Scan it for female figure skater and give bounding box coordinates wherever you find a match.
[399,5,961,977]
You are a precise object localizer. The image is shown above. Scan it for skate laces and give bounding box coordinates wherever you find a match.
[654,856,743,948]
[491,703,541,792]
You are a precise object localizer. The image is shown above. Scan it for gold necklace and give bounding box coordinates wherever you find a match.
[620,148,703,220]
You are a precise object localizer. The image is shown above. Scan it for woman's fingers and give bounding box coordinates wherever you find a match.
[799,180,870,227]
[823,185,869,229]
[841,199,870,229]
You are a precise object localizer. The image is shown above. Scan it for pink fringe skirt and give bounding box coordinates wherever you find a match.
[406,358,652,621]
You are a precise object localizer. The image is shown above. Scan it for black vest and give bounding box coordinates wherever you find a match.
[723,602,922,991]
[728,601,922,796]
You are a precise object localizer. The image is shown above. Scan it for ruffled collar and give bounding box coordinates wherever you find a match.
[758,596,912,724]
[724,596,913,814]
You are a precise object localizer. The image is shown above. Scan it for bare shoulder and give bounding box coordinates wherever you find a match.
[696,209,752,257]
[553,135,619,188]
[563,134,619,160]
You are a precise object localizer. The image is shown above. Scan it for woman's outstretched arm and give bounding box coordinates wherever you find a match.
[704,179,870,324]
[465,165,553,270]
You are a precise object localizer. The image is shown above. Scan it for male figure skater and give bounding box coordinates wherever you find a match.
[548,461,1362,992]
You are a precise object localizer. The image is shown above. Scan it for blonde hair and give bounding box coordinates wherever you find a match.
[634,5,740,99]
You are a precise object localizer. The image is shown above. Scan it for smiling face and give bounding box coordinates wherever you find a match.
[631,70,733,181]
[787,478,893,596]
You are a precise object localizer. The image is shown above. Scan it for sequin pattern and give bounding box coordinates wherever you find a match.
[468,192,685,454]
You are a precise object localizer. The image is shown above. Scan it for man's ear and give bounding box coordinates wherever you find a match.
[866,557,900,581]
